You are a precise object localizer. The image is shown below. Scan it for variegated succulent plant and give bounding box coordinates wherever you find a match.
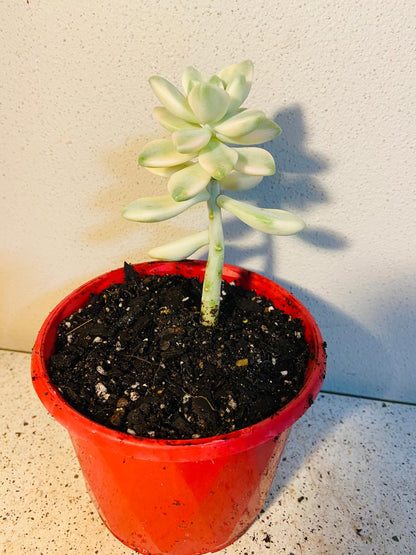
[123,61,305,325]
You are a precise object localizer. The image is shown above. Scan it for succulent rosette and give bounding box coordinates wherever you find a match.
[123,61,305,325]
[138,60,280,200]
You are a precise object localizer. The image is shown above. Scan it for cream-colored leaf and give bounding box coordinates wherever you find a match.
[149,230,209,261]
[208,75,224,89]
[187,83,230,124]
[218,172,263,191]
[122,191,210,222]
[225,75,251,114]
[182,66,204,95]
[138,139,196,168]
[144,163,190,177]
[217,195,305,235]
[168,163,212,202]
[216,119,281,145]
[214,109,266,138]
[198,139,238,180]
[217,60,254,88]
[153,107,198,132]
[149,76,197,122]
[234,147,276,175]
[172,127,212,154]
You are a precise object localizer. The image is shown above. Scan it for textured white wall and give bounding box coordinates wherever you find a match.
[1,0,415,402]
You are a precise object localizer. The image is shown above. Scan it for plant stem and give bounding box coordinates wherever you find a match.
[201,181,224,326]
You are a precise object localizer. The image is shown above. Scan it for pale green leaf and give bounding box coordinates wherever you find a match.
[198,139,238,180]
[217,60,254,88]
[217,195,305,235]
[138,139,196,168]
[182,66,204,95]
[153,107,198,132]
[215,119,281,145]
[234,147,276,175]
[149,76,197,122]
[219,172,263,191]
[187,83,230,124]
[144,163,190,177]
[214,109,266,138]
[168,163,212,201]
[149,230,209,261]
[218,172,263,191]
[208,75,224,89]
[225,75,251,114]
[122,191,209,222]
[172,127,212,154]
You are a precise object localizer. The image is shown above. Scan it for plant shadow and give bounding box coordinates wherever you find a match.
[220,104,346,273]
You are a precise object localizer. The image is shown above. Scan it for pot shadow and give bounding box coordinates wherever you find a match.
[261,393,345,513]
[255,272,416,512]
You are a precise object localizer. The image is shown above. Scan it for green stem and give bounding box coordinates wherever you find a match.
[201,180,224,326]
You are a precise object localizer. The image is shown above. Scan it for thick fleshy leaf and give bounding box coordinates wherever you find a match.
[144,163,190,177]
[187,83,230,124]
[217,60,254,88]
[153,107,198,132]
[138,139,196,168]
[208,75,224,89]
[122,191,209,222]
[225,75,251,114]
[172,127,212,154]
[214,109,266,138]
[149,76,197,122]
[215,119,281,145]
[217,195,305,235]
[168,163,212,201]
[198,139,238,180]
[182,66,204,95]
[218,172,263,191]
[234,147,276,175]
[148,230,209,261]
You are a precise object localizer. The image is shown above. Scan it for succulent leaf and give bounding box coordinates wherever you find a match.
[208,75,224,89]
[172,127,212,154]
[138,139,196,167]
[214,109,266,138]
[215,118,281,145]
[149,76,197,122]
[144,163,190,177]
[148,230,209,260]
[218,60,254,88]
[234,147,276,175]
[182,66,204,95]
[168,163,211,201]
[225,75,251,115]
[218,172,263,191]
[198,139,238,180]
[217,195,305,235]
[187,83,230,124]
[153,107,198,132]
[123,190,210,222]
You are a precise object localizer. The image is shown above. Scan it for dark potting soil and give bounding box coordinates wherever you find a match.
[48,263,311,440]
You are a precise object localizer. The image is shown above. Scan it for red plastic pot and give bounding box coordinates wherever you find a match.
[32,261,326,555]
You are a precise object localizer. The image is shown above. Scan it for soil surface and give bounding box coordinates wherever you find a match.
[48,263,311,440]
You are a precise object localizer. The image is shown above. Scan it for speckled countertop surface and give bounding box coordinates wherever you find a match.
[1,349,415,554]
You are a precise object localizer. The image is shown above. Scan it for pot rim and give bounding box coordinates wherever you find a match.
[31,261,326,461]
